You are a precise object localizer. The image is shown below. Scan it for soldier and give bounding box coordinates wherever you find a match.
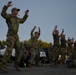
[48,43,54,66]
[52,25,60,66]
[0,1,29,72]
[19,43,31,67]
[60,29,66,64]
[30,26,41,66]
[67,37,74,56]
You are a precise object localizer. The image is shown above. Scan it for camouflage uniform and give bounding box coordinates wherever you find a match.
[48,43,53,65]
[0,5,28,71]
[60,36,66,64]
[30,27,40,66]
[52,33,60,65]
[67,39,73,56]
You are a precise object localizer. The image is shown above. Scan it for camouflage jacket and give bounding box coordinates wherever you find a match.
[60,38,66,48]
[31,27,40,49]
[1,5,28,36]
[53,34,60,47]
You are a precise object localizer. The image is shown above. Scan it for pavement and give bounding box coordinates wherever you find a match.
[0,63,76,75]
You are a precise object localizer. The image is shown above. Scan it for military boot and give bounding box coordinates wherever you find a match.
[0,62,8,73]
[14,62,21,71]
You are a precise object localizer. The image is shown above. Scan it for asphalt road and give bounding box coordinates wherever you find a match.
[0,63,76,75]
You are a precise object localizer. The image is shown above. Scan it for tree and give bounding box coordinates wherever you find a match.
[1,40,6,45]
[40,41,49,49]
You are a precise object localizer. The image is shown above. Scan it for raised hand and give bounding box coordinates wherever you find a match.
[62,28,64,33]
[54,25,57,30]
[34,26,36,29]
[7,1,12,7]
[25,10,29,15]
[38,27,40,30]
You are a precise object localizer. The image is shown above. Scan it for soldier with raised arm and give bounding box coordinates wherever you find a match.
[60,29,66,64]
[52,25,60,66]
[67,37,74,56]
[30,26,41,66]
[0,1,29,72]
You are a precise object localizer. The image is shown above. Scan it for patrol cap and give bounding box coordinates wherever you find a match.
[11,7,20,12]
[34,31,38,34]
[34,31,39,35]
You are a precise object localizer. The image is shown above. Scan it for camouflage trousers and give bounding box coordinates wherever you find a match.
[30,48,40,66]
[50,46,59,65]
[67,47,73,56]
[60,48,66,64]
[2,35,21,65]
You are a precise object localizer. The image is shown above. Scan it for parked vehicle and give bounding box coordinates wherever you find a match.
[39,49,46,63]
[39,49,46,58]
[0,46,15,57]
